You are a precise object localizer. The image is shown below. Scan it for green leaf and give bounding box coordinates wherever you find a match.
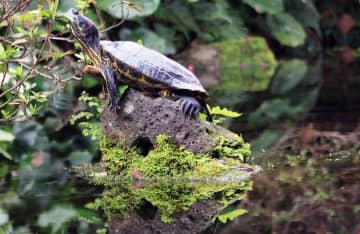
[37,205,77,232]
[248,99,291,126]
[0,129,15,142]
[209,106,242,118]
[119,27,174,54]
[250,130,283,152]
[267,13,306,47]
[97,0,160,19]
[285,0,320,35]
[270,59,308,94]
[67,150,93,166]
[0,208,9,226]
[0,148,12,160]
[82,75,100,89]
[0,44,6,60]
[242,0,284,14]
[218,208,247,223]
[118,85,128,97]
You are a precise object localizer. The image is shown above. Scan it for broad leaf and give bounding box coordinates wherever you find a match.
[218,208,247,223]
[67,150,93,166]
[285,0,321,35]
[267,13,306,47]
[119,27,175,54]
[38,205,77,232]
[0,129,15,142]
[0,208,9,226]
[242,0,284,14]
[97,0,160,19]
[270,59,308,94]
[209,106,242,118]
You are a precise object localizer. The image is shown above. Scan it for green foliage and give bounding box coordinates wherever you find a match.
[206,105,242,125]
[242,0,284,14]
[97,0,160,19]
[70,92,103,143]
[0,129,15,160]
[218,208,247,223]
[250,130,283,153]
[37,205,77,233]
[270,59,308,94]
[266,13,306,47]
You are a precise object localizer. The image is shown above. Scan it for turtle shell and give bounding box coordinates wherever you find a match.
[100,41,208,98]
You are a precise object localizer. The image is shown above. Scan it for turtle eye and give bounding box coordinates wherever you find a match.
[71,8,79,15]
[79,21,86,29]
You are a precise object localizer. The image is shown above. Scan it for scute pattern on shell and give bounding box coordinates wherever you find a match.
[100,40,208,95]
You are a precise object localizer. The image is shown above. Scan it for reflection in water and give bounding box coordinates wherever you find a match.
[73,164,261,234]
[221,152,360,234]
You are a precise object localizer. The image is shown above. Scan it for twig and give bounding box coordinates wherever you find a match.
[92,1,110,40]
[101,2,129,33]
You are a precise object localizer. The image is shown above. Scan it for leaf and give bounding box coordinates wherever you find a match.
[97,0,160,19]
[218,208,247,223]
[37,205,77,232]
[209,106,242,118]
[270,59,308,94]
[285,0,321,35]
[0,208,9,226]
[242,0,284,14]
[118,85,128,97]
[68,150,93,166]
[0,43,5,60]
[248,99,291,126]
[267,13,306,47]
[0,144,14,160]
[0,129,15,142]
[119,27,173,54]
[82,75,100,89]
[250,130,283,152]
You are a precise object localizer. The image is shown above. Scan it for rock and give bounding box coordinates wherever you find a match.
[108,200,221,234]
[102,88,244,154]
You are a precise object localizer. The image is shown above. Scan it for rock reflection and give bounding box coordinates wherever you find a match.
[73,165,261,234]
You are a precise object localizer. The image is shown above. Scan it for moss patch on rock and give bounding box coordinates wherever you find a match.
[85,133,257,223]
[214,37,277,92]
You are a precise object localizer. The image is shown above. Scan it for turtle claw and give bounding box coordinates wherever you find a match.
[108,97,120,113]
[179,96,201,118]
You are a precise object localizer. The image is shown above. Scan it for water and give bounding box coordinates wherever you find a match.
[1,147,359,234]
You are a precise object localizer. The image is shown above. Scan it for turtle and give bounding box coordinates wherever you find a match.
[65,8,212,121]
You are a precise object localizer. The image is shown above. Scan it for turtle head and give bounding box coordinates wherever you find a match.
[66,8,99,47]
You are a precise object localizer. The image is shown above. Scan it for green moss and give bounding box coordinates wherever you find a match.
[88,133,256,223]
[100,137,140,174]
[213,135,251,162]
[130,135,201,178]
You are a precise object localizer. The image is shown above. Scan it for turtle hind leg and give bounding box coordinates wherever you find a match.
[178,96,202,118]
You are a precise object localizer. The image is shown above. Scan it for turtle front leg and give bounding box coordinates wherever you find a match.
[100,65,120,112]
[83,65,101,76]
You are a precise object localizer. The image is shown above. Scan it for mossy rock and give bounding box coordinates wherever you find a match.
[102,88,250,156]
[94,128,258,225]
[95,88,260,226]
[176,37,277,91]
[214,37,277,91]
